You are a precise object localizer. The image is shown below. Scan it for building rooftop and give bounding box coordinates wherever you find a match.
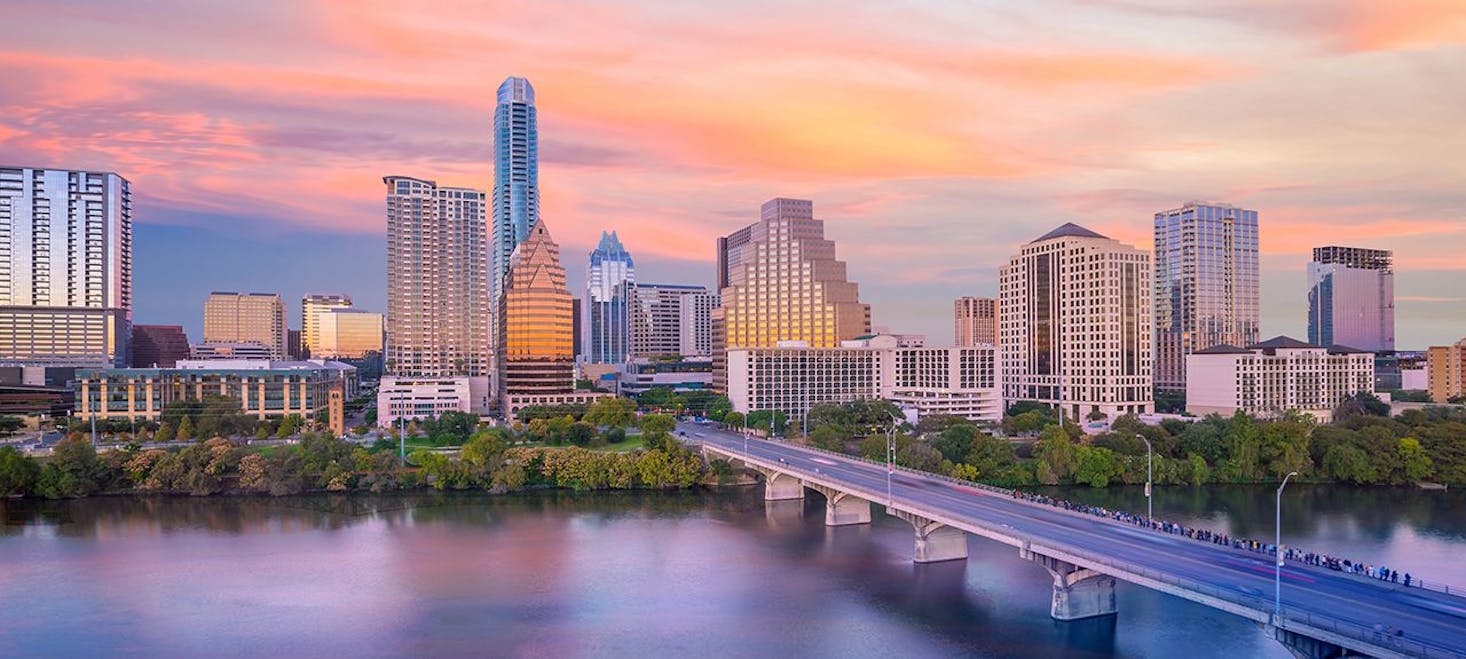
[1193,344,1254,355]
[1032,223,1108,243]
[1249,336,1317,350]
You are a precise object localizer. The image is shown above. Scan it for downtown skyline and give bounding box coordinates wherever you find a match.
[2,1,1463,346]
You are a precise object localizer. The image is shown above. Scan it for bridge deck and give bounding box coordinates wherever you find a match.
[684,422,1466,659]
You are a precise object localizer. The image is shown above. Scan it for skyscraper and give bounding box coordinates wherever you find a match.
[315,309,384,359]
[0,166,131,367]
[999,223,1153,419]
[491,76,539,308]
[1153,202,1259,395]
[1308,246,1395,352]
[301,293,352,358]
[954,297,997,347]
[202,292,286,359]
[713,198,871,390]
[631,283,716,357]
[500,219,579,412]
[583,230,634,364]
[383,176,489,377]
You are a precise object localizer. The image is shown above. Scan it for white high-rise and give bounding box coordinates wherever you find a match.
[0,166,132,367]
[383,176,489,378]
[999,223,1153,419]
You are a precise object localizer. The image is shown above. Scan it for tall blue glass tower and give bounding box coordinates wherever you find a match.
[584,231,635,364]
[492,76,540,306]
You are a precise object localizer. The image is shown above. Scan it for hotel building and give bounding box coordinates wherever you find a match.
[954,297,997,347]
[1186,336,1375,422]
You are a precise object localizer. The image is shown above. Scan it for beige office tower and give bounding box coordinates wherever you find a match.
[301,294,352,357]
[202,292,287,359]
[499,219,576,404]
[999,223,1153,419]
[316,309,384,359]
[383,176,489,378]
[954,296,997,346]
[713,198,871,391]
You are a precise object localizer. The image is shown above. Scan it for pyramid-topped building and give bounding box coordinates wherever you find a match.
[499,219,577,412]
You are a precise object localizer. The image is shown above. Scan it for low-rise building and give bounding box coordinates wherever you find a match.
[192,342,273,360]
[75,359,358,422]
[726,335,1001,424]
[620,357,713,396]
[1185,336,1374,422]
[377,376,475,428]
[1426,339,1466,403]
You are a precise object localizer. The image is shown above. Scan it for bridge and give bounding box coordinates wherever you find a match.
[682,422,1466,659]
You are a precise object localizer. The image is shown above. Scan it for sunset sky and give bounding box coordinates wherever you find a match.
[2,0,1462,346]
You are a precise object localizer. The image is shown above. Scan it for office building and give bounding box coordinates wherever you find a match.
[301,294,352,357]
[1427,339,1466,403]
[999,223,1153,419]
[620,357,714,396]
[631,283,716,357]
[726,335,1001,424]
[0,166,132,367]
[383,175,489,378]
[1308,246,1394,352]
[491,76,539,310]
[131,325,191,368]
[75,359,358,422]
[1153,203,1259,394]
[1186,336,1374,422]
[315,309,383,359]
[203,292,286,359]
[954,297,997,346]
[714,198,871,389]
[376,375,489,428]
[191,342,273,360]
[583,230,634,363]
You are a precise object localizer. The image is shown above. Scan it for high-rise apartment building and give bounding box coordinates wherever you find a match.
[1153,202,1259,394]
[954,297,997,346]
[631,283,715,357]
[583,230,634,364]
[0,166,132,367]
[499,219,577,412]
[383,176,489,378]
[999,223,1153,419]
[713,198,871,389]
[203,292,286,359]
[301,294,352,358]
[1308,246,1394,352]
[315,309,383,359]
[491,76,539,309]
[1426,339,1466,403]
[131,325,191,368]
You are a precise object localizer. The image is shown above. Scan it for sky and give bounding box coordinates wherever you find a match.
[1,0,1463,347]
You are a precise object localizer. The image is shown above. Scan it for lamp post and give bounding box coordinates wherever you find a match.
[886,412,901,505]
[1275,471,1299,621]
[1137,434,1153,520]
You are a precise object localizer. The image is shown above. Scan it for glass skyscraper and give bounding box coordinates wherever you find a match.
[1153,202,1259,394]
[491,76,539,307]
[583,230,634,364]
[1308,246,1394,352]
[499,219,575,399]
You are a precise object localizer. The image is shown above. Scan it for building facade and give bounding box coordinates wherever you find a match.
[0,166,132,367]
[301,294,352,358]
[203,292,286,359]
[191,342,273,360]
[131,325,191,368]
[631,283,715,357]
[491,76,540,312]
[1153,202,1259,394]
[383,176,489,378]
[499,219,579,414]
[583,230,634,364]
[1308,246,1395,352]
[315,309,383,359]
[75,359,358,422]
[620,357,714,396]
[714,198,871,389]
[1186,337,1375,422]
[1426,339,1466,403]
[999,223,1153,419]
[954,297,997,347]
[376,376,478,428]
[726,335,1001,424]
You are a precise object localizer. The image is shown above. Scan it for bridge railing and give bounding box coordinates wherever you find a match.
[700,429,1465,658]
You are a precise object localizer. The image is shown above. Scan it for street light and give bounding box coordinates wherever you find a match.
[1137,434,1153,520]
[886,411,901,505]
[1275,471,1299,621]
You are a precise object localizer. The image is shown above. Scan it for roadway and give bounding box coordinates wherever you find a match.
[680,422,1466,659]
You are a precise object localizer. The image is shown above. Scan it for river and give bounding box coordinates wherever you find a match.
[2,484,1463,658]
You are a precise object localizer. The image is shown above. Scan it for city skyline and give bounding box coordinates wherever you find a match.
[2,2,1463,346]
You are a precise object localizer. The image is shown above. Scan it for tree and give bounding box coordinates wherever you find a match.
[0,446,39,496]
[175,416,194,441]
[37,436,104,498]
[1074,445,1119,487]
[154,421,175,442]
[583,397,636,429]
[565,422,597,447]
[423,411,478,444]
[1334,392,1390,423]
[745,410,788,435]
[964,433,1016,477]
[896,442,942,472]
[1322,444,1376,484]
[1033,425,1077,481]
[1397,437,1434,483]
[722,411,745,430]
[808,425,846,451]
[1003,410,1050,435]
[932,424,977,463]
[639,414,676,436]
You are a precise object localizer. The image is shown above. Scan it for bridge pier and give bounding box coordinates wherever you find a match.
[753,467,805,501]
[807,484,872,526]
[888,510,968,563]
[1269,626,1359,659]
[1021,548,1117,621]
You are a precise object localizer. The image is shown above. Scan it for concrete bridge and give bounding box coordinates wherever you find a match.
[686,423,1466,659]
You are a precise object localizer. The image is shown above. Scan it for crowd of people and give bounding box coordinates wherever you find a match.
[1010,489,1420,589]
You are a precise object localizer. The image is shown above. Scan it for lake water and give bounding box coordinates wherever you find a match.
[3,484,1463,658]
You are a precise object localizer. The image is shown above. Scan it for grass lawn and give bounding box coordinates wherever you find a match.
[595,436,644,453]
